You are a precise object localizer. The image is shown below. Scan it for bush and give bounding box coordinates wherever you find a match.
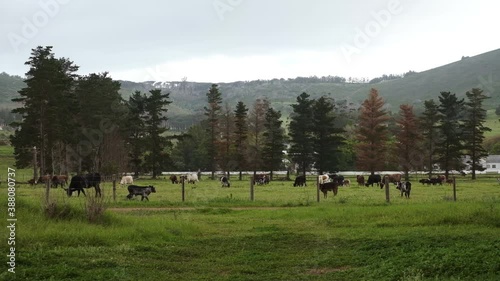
[84,195,108,224]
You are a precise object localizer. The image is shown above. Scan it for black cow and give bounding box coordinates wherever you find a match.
[126,185,156,201]
[329,174,345,186]
[397,181,412,198]
[293,175,306,187]
[64,175,87,197]
[365,174,382,187]
[221,176,230,187]
[85,173,102,197]
[319,182,339,198]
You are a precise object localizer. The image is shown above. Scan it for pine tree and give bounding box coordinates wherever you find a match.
[395,104,423,181]
[262,107,286,180]
[125,91,147,177]
[204,84,223,179]
[355,88,390,174]
[311,97,345,174]
[143,89,172,178]
[247,98,270,176]
[73,72,123,173]
[436,92,465,178]
[11,46,78,176]
[233,101,248,180]
[463,88,491,179]
[171,123,209,171]
[288,92,314,176]
[420,99,440,178]
[218,103,234,177]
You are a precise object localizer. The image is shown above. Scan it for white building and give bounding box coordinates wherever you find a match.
[484,155,500,173]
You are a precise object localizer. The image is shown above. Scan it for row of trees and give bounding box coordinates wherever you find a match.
[355,88,491,180]
[10,46,173,178]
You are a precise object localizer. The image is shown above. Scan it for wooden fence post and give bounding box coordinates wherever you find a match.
[316,175,320,203]
[385,177,390,203]
[250,176,254,201]
[182,176,185,202]
[112,180,116,202]
[453,177,457,202]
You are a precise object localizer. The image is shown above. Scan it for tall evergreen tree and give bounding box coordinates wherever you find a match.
[420,99,440,178]
[311,97,345,174]
[11,46,78,175]
[395,104,423,181]
[436,92,465,178]
[247,98,270,176]
[233,101,249,180]
[288,92,314,176]
[204,84,223,179]
[125,91,147,177]
[218,103,234,177]
[143,89,172,178]
[355,88,390,174]
[463,88,491,179]
[262,107,286,180]
[73,72,123,173]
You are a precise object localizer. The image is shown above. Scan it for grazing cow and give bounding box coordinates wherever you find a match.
[396,181,411,198]
[85,173,102,197]
[169,175,179,184]
[356,175,365,186]
[446,178,454,185]
[126,185,156,201]
[343,179,351,186]
[365,174,382,187]
[293,175,306,187]
[120,175,134,186]
[28,179,36,186]
[254,174,270,185]
[36,175,51,185]
[319,182,339,198]
[64,175,87,197]
[329,174,345,186]
[438,175,446,182]
[186,173,199,184]
[429,177,443,185]
[380,174,402,189]
[318,174,330,184]
[51,175,67,188]
[221,176,230,187]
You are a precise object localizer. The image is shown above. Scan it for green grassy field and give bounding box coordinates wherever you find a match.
[485,109,500,138]
[1,146,500,280]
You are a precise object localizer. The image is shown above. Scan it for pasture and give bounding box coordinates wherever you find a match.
[0,172,499,281]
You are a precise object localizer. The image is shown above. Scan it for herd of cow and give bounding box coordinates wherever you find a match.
[28,170,460,202]
[292,173,457,199]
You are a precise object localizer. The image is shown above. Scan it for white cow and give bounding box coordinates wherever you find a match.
[186,173,199,184]
[120,175,134,186]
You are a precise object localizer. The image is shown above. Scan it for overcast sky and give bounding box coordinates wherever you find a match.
[1,0,499,83]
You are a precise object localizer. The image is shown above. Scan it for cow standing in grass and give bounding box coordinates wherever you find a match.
[120,175,134,186]
[126,185,156,201]
[397,181,412,198]
[319,182,339,198]
[293,175,306,187]
[221,176,230,187]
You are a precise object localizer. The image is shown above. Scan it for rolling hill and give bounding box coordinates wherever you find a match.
[1,48,499,129]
